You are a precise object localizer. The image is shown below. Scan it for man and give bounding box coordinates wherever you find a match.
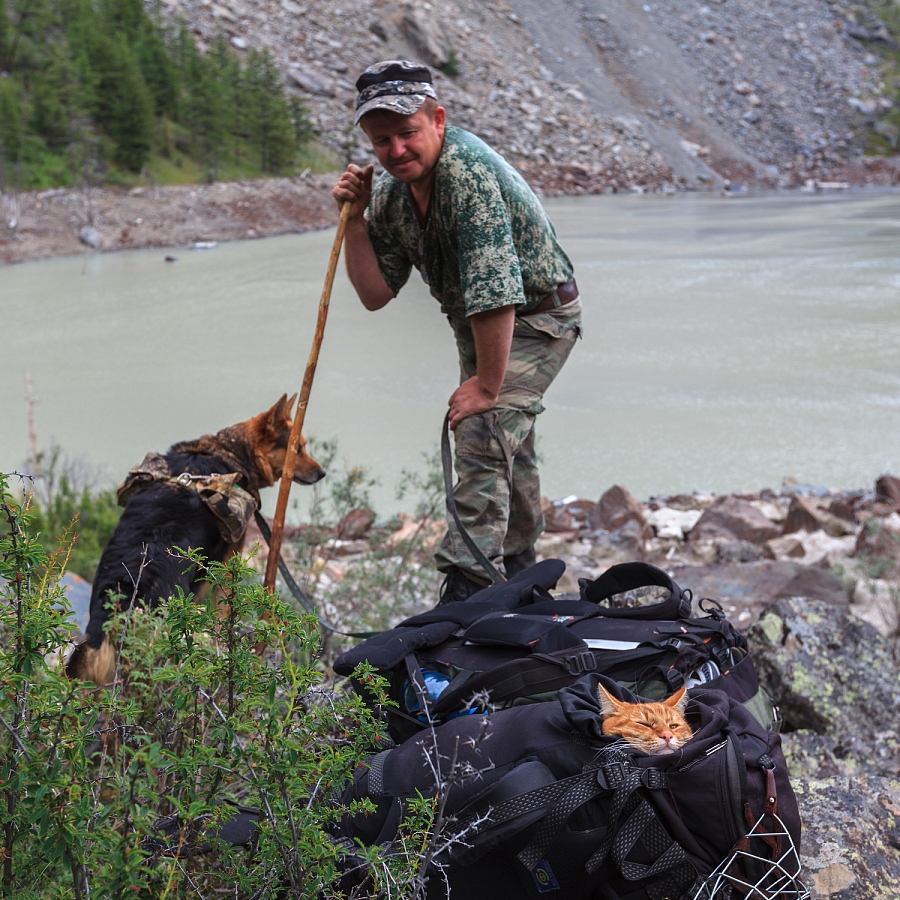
[332,60,581,603]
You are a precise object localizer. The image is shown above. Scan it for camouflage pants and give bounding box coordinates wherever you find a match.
[435,299,582,581]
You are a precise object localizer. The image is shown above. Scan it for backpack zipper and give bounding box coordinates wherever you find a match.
[678,738,727,772]
[722,735,744,847]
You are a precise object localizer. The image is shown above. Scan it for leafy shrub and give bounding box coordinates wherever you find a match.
[0,472,435,898]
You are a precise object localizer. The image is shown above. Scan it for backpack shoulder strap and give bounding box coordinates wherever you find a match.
[580,562,692,620]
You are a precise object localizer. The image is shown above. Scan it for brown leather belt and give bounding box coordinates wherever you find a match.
[522,278,579,315]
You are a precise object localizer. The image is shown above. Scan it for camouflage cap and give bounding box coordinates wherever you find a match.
[354,60,438,125]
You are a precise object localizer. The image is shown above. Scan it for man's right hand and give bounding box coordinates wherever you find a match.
[333,164,374,221]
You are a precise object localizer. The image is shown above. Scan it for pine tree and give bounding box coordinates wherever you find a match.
[135,21,179,117]
[99,0,144,37]
[8,0,54,70]
[0,78,22,165]
[30,42,83,152]
[0,1,10,69]
[242,48,296,174]
[107,35,154,171]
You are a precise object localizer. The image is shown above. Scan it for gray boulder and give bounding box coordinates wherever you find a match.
[287,66,335,97]
[749,597,900,778]
[398,5,448,68]
[797,774,900,898]
[671,561,850,627]
[747,598,900,896]
[79,226,101,248]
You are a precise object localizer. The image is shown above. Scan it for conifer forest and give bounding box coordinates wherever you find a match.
[0,0,313,191]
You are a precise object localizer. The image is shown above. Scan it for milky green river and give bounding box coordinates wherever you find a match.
[2,190,899,518]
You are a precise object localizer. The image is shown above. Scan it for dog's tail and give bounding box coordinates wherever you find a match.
[66,638,117,685]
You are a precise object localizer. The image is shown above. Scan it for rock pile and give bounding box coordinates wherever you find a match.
[152,0,681,193]
[148,0,899,193]
[634,0,897,180]
[538,475,900,643]
[0,175,337,265]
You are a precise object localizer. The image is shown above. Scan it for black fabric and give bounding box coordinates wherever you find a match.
[335,557,776,752]
[333,621,458,675]
[463,613,587,654]
[503,545,537,579]
[355,61,434,90]
[464,559,566,608]
[400,601,518,629]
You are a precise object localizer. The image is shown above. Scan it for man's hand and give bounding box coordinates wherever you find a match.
[449,376,499,430]
[448,305,516,430]
[332,164,374,221]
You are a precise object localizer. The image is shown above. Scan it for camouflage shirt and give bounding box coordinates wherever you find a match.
[366,126,574,320]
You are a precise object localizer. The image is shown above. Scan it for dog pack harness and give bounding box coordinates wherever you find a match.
[117,452,258,544]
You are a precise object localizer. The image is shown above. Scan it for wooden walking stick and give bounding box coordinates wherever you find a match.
[263,201,351,594]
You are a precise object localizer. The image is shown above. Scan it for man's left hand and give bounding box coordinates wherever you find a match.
[448,377,499,430]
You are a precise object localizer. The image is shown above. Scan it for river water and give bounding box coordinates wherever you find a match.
[2,190,899,518]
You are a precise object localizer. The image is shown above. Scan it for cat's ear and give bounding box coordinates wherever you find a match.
[666,686,688,711]
[597,682,625,717]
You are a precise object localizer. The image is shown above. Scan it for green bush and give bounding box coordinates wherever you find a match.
[21,444,121,582]
[0,471,436,898]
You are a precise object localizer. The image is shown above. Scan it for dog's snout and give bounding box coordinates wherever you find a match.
[294,468,327,485]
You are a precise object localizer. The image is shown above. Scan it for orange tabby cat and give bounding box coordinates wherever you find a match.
[597,683,693,755]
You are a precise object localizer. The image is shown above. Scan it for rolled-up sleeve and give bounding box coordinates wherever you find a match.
[366,199,413,296]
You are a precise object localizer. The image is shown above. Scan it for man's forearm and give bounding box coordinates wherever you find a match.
[446,305,515,429]
[344,218,395,311]
[470,305,516,400]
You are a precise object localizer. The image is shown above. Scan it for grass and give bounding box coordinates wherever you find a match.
[5,136,341,194]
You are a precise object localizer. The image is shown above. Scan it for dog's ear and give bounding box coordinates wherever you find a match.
[283,393,297,424]
[264,394,295,433]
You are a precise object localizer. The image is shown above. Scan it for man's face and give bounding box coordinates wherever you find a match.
[362,105,446,188]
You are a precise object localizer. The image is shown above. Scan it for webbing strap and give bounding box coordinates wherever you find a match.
[453,769,593,846]
[517,770,607,871]
[441,412,506,585]
[612,800,688,881]
[584,756,643,874]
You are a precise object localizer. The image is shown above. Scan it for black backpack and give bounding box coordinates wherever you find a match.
[334,561,781,744]
[334,674,804,900]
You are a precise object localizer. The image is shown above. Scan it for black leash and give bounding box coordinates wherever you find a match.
[252,510,378,638]
[441,412,506,585]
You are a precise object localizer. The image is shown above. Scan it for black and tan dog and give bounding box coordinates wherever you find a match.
[66,395,325,684]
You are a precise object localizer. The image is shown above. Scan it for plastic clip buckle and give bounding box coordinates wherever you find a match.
[597,761,626,790]
[640,768,667,790]
[564,651,596,676]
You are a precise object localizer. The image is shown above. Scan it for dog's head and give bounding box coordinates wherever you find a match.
[239,394,327,489]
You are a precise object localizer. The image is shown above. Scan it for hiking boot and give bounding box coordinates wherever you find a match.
[503,546,536,579]
[438,566,488,604]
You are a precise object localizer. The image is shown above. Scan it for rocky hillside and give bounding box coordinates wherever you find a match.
[154,0,900,191]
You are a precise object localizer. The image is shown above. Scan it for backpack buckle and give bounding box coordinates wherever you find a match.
[597,761,626,790]
[665,667,685,690]
[563,651,596,676]
[640,767,667,789]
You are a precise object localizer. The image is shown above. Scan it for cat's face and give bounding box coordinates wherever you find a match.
[597,684,693,755]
